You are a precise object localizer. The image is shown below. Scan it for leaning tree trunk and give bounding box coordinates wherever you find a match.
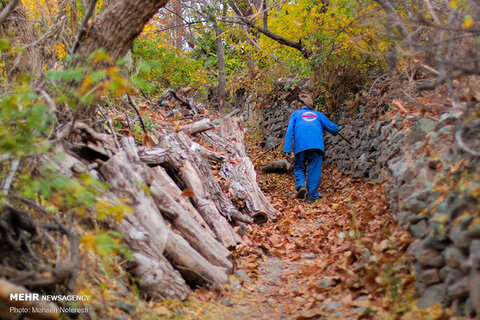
[0,0,43,80]
[73,0,169,119]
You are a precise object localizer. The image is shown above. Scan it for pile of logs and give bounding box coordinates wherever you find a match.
[50,115,277,300]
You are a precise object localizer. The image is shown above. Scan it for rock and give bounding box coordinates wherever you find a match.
[325,301,342,312]
[417,248,445,268]
[470,223,480,238]
[439,266,449,281]
[114,301,136,314]
[445,268,463,286]
[407,239,423,258]
[410,220,428,238]
[405,199,427,214]
[464,298,476,318]
[470,240,480,255]
[418,269,441,285]
[332,311,344,318]
[317,276,336,288]
[445,247,465,268]
[447,277,469,299]
[418,284,446,309]
[422,235,449,251]
[450,226,471,251]
[220,299,234,307]
[470,273,480,316]
[235,269,249,280]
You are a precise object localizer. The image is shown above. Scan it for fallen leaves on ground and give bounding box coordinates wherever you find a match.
[164,128,459,320]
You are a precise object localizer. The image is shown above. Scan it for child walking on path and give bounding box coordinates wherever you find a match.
[283,93,339,203]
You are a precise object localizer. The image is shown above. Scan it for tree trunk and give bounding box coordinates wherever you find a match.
[261,159,293,173]
[99,151,191,300]
[214,18,226,109]
[158,132,244,248]
[149,166,234,271]
[199,117,278,222]
[174,0,183,50]
[76,0,169,61]
[0,0,43,80]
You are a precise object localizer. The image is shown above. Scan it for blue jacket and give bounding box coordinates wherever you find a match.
[283,106,339,155]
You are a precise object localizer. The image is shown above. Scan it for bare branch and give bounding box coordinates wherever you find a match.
[71,0,98,54]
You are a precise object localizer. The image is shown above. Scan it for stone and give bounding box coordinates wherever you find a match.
[445,268,463,286]
[447,277,469,299]
[470,224,480,238]
[469,273,480,317]
[445,247,465,268]
[439,266,449,281]
[407,239,423,257]
[410,220,428,238]
[405,199,427,214]
[325,301,342,312]
[317,276,336,288]
[417,248,445,267]
[450,226,471,251]
[235,269,249,280]
[114,301,136,314]
[418,268,441,285]
[464,298,476,318]
[422,236,449,251]
[220,299,234,307]
[418,284,445,309]
[470,240,480,255]
[405,119,437,145]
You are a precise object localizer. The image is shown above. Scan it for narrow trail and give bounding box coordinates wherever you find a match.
[194,164,411,320]
[170,133,447,320]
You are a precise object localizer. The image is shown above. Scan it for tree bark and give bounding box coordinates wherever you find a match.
[261,159,293,173]
[99,151,191,300]
[0,0,43,80]
[199,117,278,222]
[213,17,227,108]
[174,0,184,50]
[149,166,233,271]
[76,0,169,61]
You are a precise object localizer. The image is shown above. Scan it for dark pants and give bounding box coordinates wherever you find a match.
[294,149,323,199]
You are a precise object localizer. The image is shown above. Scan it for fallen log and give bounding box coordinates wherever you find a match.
[199,117,277,222]
[164,229,228,288]
[261,159,293,173]
[179,118,214,135]
[149,167,233,272]
[158,132,244,248]
[99,151,190,300]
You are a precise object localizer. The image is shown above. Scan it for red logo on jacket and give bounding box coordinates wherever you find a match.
[301,111,317,122]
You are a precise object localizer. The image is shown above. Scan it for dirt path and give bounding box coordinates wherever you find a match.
[152,134,455,320]
[173,160,424,320]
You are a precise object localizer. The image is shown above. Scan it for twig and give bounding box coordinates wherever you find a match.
[167,89,195,113]
[98,105,120,150]
[126,94,146,134]
[338,133,352,145]
[254,143,280,161]
[2,158,19,196]
[71,0,98,54]
[0,0,20,25]
[456,127,480,157]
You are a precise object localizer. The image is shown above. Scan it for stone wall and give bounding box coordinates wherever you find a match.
[261,96,480,316]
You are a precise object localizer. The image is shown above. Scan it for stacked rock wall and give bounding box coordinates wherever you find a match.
[261,98,480,316]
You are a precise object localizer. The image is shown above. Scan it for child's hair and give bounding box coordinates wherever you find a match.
[298,92,313,106]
